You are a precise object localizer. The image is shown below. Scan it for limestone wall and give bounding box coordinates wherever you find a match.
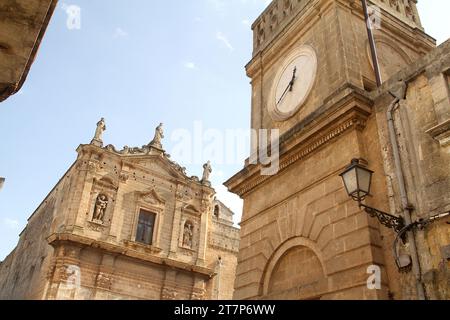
[0,143,240,300]
[372,39,450,300]
[0,164,76,299]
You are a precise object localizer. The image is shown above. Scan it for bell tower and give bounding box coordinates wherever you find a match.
[225,0,436,300]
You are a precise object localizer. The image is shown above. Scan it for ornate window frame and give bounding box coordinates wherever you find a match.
[129,189,165,250]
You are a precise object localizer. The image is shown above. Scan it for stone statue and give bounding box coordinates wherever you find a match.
[201,161,212,184]
[183,222,193,248]
[93,194,108,222]
[149,123,164,149]
[91,118,106,146]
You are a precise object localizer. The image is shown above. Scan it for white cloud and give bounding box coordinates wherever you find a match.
[216,32,234,51]
[114,27,128,38]
[2,218,19,230]
[184,62,196,69]
[242,19,251,26]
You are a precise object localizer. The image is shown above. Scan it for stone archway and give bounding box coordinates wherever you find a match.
[262,238,328,300]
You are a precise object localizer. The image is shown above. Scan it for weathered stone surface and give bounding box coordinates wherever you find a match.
[0,0,58,102]
[226,0,448,300]
[0,139,240,300]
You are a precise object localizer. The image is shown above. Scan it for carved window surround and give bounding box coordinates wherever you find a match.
[130,189,166,249]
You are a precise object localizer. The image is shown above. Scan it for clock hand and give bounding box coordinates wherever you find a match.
[289,66,297,91]
[277,67,298,105]
[277,82,291,105]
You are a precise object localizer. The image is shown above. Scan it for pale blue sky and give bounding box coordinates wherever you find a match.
[0,0,448,260]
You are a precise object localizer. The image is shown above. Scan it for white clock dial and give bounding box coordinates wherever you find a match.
[269,45,317,121]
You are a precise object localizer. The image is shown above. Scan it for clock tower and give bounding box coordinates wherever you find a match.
[225,0,436,300]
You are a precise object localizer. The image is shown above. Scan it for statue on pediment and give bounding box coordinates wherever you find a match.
[149,123,164,149]
[201,161,212,185]
[91,118,106,147]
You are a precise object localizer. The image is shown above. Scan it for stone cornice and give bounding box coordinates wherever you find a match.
[224,87,373,197]
[76,143,215,193]
[47,233,216,278]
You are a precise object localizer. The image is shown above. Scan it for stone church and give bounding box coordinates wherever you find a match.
[225,0,450,300]
[0,122,240,300]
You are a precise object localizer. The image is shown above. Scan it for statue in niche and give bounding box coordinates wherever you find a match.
[149,123,164,149]
[183,222,194,248]
[93,194,108,222]
[91,118,106,146]
[201,161,212,184]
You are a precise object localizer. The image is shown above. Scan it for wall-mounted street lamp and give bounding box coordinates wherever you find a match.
[340,159,450,272]
[340,159,405,233]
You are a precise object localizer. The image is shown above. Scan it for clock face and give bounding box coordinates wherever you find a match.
[269,45,317,121]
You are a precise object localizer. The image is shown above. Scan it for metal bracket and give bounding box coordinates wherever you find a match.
[359,203,405,234]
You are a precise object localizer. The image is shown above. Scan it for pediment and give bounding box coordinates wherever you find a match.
[182,204,201,215]
[94,175,119,190]
[137,188,165,206]
[125,155,187,180]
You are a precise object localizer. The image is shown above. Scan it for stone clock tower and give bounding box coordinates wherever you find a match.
[225,0,444,300]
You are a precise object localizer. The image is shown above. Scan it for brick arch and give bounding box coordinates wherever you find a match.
[260,237,328,299]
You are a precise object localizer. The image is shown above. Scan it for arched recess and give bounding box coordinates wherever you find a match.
[367,35,413,81]
[261,237,328,300]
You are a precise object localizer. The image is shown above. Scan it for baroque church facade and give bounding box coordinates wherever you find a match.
[0,122,240,300]
[225,0,449,300]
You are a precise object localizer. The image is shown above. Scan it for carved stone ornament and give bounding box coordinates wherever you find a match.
[191,289,206,300]
[161,288,177,300]
[96,272,113,290]
[138,188,165,206]
[92,194,108,223]
[119,172,129,183]
[182,222,194,249]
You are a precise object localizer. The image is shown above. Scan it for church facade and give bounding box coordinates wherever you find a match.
[0,123,240,300]
[225,0,449,300]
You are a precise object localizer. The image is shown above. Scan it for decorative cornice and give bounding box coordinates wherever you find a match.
[47,233,216,278]
[77,143,214,190]
[225,90,373,197]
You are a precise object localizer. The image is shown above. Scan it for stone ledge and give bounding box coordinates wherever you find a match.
[426,119,450,148]
[47,233,216,278]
